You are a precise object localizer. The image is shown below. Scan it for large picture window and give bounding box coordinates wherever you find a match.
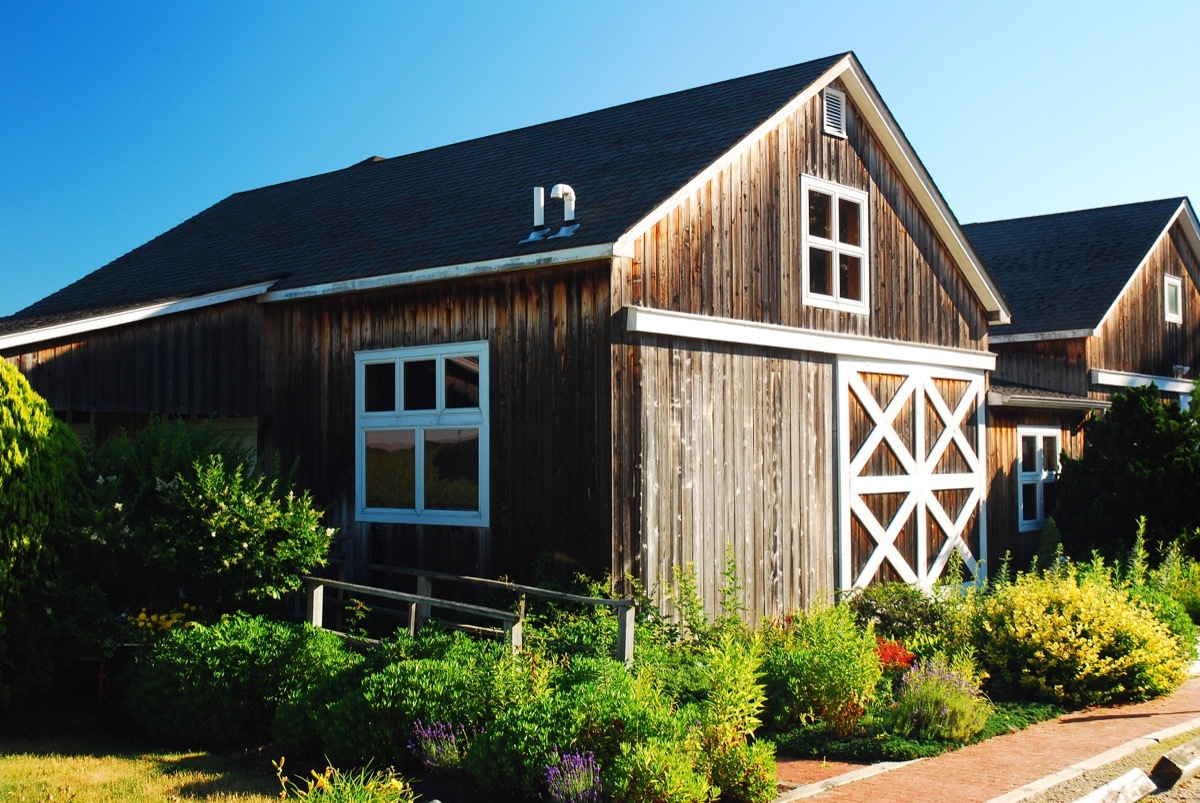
[355,341,489,526]
[801,175,869,314]
[1017,427,1060,532]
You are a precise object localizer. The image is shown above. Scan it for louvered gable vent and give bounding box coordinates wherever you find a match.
[823,87,847,138]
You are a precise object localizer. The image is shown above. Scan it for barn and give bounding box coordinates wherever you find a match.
[1,52,1011,617]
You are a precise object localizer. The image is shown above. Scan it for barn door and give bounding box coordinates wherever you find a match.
[837,358,986,590]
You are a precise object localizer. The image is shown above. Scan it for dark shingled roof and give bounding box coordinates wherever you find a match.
[963,198,1185,337]
[2,53,847,334]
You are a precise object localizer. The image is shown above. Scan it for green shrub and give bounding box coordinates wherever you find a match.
[884,657,991,743]
[122,614,351,748]
[761,604,881,737]
[975,567,1187,706]
[1129,585,1198,660]
[78,417,332,614]
[1156,546,1200,624]
[709,739,777,803]
[0,360,84,705]
[609,736,711,803]
[845,581,941,642]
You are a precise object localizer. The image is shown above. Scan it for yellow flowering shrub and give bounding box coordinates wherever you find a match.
[976,567,1187,706]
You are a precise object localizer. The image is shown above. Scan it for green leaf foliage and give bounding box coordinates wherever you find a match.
[0,359,83,705]
[1056,384,1200,560]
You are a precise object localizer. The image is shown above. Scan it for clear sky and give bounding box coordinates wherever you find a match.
[2,0,1197,317]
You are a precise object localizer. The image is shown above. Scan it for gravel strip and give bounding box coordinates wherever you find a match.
[1024,727,1200,802]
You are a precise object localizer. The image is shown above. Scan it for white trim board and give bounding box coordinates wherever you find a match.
[259,243,616,303]
[612,54,1010,324]
[1091,368,1194,395]
[0,282,275,351]
[625,305,997,371]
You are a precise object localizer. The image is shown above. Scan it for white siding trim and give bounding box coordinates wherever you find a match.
[1090,368,1193,395]
[625,305,996,371]
[987,389,1108,411]
[0,282,275,350]
[260,244,617,303]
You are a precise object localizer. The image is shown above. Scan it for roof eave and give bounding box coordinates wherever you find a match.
[990,328,1094,344]
[986,389,1108,411]
[0,281,275,352]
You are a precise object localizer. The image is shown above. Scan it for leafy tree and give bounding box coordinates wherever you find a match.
[1055,384,1200,561]
[0,359,84,704]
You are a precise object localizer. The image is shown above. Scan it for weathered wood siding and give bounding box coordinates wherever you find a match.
[3,298,264,416]
[992,339,1089,397]
[986,407,1086,570]
[264,261,613,583]
[623,79,989,348]
[612,329,835,619]
[1088,220,1200,384]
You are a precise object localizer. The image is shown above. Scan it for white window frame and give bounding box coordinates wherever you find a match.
[354,341,490,527]
[801,175,870,315]
[1016,426,1060,532]
[1165,275,1183,324]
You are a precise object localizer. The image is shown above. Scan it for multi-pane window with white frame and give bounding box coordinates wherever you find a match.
[1165,275,1183,324]
[802,175,869,314]
[355,341,489,526]
[1017,426,1060,532]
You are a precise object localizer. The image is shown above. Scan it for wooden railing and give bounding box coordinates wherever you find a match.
[304,568,636,664]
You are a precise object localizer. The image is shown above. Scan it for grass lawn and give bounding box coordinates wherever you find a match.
[0,736,280,802]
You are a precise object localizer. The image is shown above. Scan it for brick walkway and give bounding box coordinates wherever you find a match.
[775,676,1200,802]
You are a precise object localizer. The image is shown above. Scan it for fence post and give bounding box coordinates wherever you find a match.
[616,601,635,666]
[415,574,432,630]
[306,579,325,629]
[408,601,419,637]
[508,593,527,654]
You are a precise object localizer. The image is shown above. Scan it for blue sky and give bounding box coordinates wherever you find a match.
[2,1,1197,317]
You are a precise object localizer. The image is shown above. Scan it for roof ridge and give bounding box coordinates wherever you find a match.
[964,197,1185,229]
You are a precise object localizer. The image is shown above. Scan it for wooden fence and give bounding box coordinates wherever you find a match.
[304,568,636,664]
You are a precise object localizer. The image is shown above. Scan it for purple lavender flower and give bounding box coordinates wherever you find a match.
[408,719,476,772]
[544,748,602,803]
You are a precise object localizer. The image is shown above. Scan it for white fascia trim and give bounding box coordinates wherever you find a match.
[0,282,275,351]
[840,60,1010,325]
[626,305,996,371]
[990,329,1094,344]
[1095,201,1198,332]
[986,389,1108,411]
[260,243,616,303]
[612,55,1010,322]
[1090,368,1194,395]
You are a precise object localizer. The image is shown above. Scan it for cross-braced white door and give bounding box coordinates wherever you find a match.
[837,358,986,590]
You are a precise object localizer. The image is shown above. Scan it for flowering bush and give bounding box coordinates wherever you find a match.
[545,749,603,803]
[884,657,991,742]
[273,756,417,802]
[875,637,915,673]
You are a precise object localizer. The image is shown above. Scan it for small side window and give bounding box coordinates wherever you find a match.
[1165,275,1183,324]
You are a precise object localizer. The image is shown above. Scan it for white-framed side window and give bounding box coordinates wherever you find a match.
[801,175,869,315]
[355,341,490,526]
[1017,426,1060,532]
[1165,275,1183,324]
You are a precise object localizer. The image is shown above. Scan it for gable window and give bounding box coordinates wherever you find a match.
[355,341,489,526]
[1165,275,1183,324]
[1017,427,1060,532]
[802,175,869,314]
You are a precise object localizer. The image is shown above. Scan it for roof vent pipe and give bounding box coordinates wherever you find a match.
[533,187,545,227]
[550,184,576,222]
